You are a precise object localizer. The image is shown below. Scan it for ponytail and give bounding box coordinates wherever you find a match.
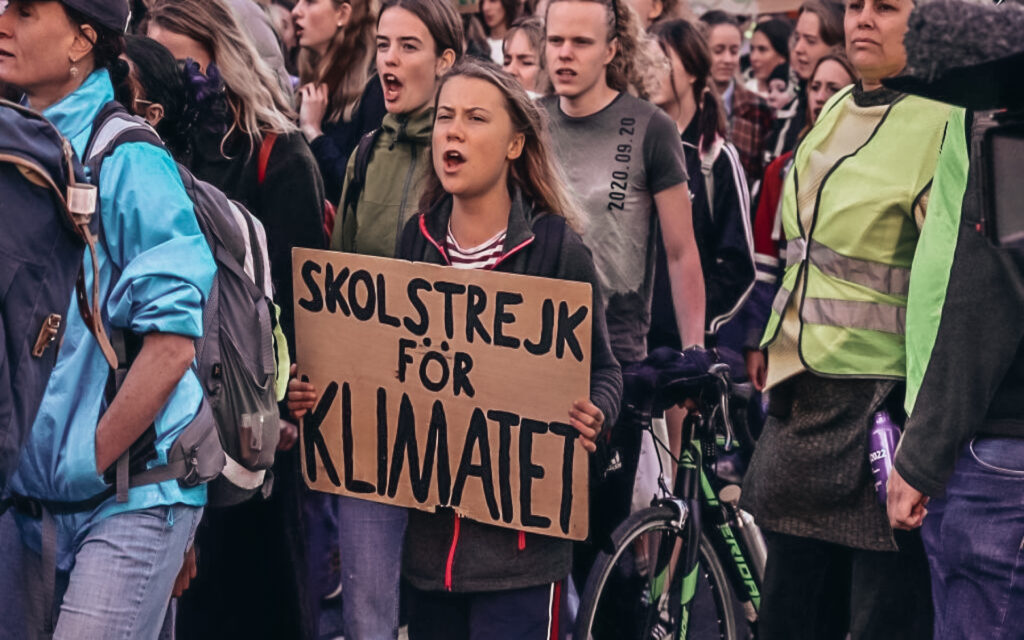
[696,86,726,155]
[650,19,726,154]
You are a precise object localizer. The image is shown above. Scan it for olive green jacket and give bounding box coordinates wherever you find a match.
[331,106,433,258]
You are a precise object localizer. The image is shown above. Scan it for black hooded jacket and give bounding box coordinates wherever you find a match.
[397,191,622,592]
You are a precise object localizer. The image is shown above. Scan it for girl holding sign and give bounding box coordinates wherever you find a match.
[289,1,465,638]
[394,59,622,640]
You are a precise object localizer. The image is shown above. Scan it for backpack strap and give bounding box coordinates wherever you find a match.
[82,102,179,502]
[257,132,278,185]
[523,214,566,277]
[341,128,380,230]
[398,213,430,262]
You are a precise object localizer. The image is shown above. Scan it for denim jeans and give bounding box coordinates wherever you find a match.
[6,504,201,640]
[337,496,407,640]
[922,436,1024,640]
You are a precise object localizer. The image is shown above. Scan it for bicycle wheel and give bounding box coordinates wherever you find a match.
[575,505,743,640]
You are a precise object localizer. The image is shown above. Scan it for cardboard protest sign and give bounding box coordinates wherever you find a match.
[293,249,592,540]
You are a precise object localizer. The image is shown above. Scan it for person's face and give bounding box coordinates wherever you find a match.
[376,7,453,115]
[545,1,616,100]
[270,3,297,51]
[626,0,664,28]
[707,24,741,87]
[293,0,348,55]
[646,41,694,112]
[845,0,910,85]
[766,77,789,110]
[481,0,506,32]
[808,58,853,122]
[148,23,213,73]
[791,11,832,80]
[749,30,785,81]
[503,29,540,93]
[433,75,524,200]
[0,0,93,100]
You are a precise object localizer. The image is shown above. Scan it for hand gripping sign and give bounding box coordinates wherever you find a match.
[293,249,592,540]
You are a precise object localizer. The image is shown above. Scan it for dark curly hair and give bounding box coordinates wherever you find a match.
[63,6,132,105]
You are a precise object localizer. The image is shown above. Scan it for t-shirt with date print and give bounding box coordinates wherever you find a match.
[541,93,688,364]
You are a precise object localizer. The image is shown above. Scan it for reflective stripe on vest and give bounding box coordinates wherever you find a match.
[784,238,911,297]
[802,297,906,334]
[769,286,905,335]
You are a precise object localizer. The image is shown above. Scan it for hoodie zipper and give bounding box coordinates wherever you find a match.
[395,131,419,253]
[445,512,461,591]
[488,236,535,270]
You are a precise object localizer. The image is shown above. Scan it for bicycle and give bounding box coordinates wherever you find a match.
[575,347,767,640]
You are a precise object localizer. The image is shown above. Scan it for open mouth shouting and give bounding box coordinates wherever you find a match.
[382,72,404,103]
[441,148,466,173]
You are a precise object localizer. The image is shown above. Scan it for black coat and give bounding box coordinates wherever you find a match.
[649,118,756,353]
[309,74,386,205]
[397,192,623,592]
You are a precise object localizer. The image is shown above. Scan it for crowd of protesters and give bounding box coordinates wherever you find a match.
[0,0,1019,638]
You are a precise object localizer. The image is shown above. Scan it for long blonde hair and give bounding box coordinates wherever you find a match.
[420,60,581,232]
[148,0,297,150]
[545,0,662,97]
[297,0,377,124]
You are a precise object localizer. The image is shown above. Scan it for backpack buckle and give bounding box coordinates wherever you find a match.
[66,184,97,221]
[31,314,62,358]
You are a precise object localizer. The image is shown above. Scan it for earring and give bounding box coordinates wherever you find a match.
[70,65,79,79]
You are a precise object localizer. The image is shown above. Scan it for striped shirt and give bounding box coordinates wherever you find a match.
[445,224,506,270]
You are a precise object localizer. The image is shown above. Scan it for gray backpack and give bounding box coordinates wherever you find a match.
[85,102,282,507]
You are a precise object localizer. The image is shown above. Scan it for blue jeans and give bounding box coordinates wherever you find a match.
[6,504,201,640]
[337,496,407,640]
[922,436,1024,640]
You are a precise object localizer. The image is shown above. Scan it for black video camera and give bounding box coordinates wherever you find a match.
[885,1,1024,253]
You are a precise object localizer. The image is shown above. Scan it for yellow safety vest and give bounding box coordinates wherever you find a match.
[761,89,954,378]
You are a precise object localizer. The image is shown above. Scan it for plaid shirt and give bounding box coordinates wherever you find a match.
[727,81,774,184]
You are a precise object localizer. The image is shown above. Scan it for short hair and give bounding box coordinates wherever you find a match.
[699,9,741,30]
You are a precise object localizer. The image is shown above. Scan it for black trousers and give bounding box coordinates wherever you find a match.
[758,530,933,640]
[406,582,562,640]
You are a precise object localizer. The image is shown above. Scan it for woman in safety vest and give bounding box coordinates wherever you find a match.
[739,0,959,638]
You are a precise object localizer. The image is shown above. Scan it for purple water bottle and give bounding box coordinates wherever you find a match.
[869,411,901,505]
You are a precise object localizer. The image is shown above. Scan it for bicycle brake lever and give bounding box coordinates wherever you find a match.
[709,365,735,452]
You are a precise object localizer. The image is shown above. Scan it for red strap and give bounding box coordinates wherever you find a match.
[257,132,278,185]
[549,580,562,640]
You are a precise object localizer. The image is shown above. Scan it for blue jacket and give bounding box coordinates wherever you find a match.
[10,70,216,569]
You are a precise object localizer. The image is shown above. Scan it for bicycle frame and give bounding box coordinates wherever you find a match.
[645,387,765,638]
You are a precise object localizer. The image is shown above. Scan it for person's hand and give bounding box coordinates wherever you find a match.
[298,83,328,142]
[745,349,767,392]
[278,420,299,451]
[569,399,604,453]
[887,468,929,530]
[286,363,318,420]
[172,545,198,598]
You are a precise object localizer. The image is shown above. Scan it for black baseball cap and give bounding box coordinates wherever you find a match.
[60,0,131,32]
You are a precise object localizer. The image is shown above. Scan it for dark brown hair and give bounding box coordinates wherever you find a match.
[481,0,519,34]
[651,18,726,155]
[798,0,844,49]
[298,0,376,124]
[378,0,466,57]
